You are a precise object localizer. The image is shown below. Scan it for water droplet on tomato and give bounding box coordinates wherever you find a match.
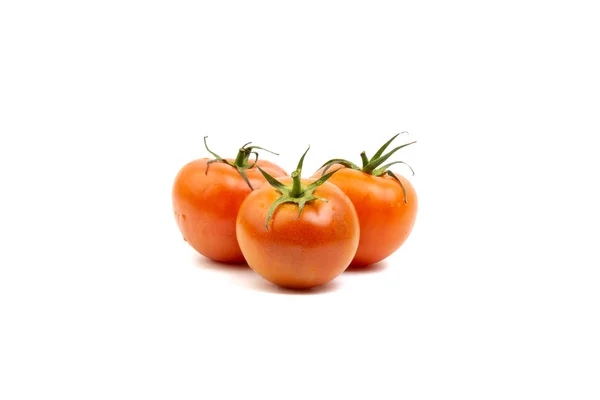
[181,214,187,221]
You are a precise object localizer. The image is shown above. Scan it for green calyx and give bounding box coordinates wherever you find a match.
[203,136,279,190]
[258,146,341,230]
[318,132,416,203]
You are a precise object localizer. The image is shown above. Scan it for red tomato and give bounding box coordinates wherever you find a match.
[313,134,418,267]
[236,148,359,289]
[173,138,287,263]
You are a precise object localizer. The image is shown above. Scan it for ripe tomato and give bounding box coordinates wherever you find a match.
[236,148,359,289]
[173,138,287,263]
[313,134,418,267]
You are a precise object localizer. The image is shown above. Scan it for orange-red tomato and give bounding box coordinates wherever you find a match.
[313,166,417,267]
[173,155,287,263]
[236,176,359,289]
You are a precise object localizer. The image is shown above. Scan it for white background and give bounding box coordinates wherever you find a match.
[1,1,599,399]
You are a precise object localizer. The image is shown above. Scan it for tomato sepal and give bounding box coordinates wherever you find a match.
[318,133,416,202]
[372,160,415,177]
[203,136,279,190]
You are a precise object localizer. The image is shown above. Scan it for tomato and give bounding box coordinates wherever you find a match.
[236,148,359,289]
[173,138,287,263]
[312,134,418,267]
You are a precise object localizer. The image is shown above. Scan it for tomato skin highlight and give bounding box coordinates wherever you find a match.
[236,178,359,289]
[173,158,287,263]
[313,166,417,267]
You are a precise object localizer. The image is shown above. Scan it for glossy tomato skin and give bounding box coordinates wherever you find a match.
[173,159,287,263]
[236,178,359,289]
[313,167,417,267]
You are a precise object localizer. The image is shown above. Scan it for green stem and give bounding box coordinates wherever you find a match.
[313,134,416,203]
[290,171,303,197]
[360,151,369,168]
[362,141,416,174]
[257,148,342,230]
[203,137,280,190]
[233,148,248,166]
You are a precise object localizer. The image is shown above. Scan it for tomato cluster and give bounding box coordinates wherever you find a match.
[172,135,417,289]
